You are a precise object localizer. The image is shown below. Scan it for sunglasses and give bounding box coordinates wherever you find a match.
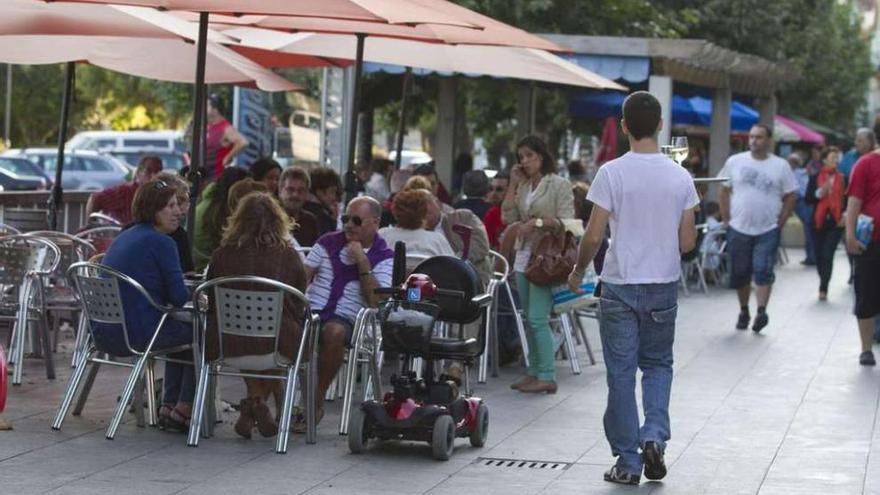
[152,180,169,190]
[341,214,363,226]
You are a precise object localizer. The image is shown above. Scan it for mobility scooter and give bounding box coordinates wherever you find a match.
[348,235,492,460]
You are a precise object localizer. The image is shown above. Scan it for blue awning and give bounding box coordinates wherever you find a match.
[560,54,650,84]
[569,93,759,132]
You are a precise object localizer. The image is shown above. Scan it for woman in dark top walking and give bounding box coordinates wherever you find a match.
[101,179,195,431]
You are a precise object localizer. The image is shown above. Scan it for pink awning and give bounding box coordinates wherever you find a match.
[775,115,825,144]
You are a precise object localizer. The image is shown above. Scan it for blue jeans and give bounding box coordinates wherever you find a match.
[794,199,816,263]
[599,282,678,475]
[727,227,781,289]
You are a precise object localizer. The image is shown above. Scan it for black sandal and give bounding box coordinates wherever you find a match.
[164,407,191,433]
[157,404,174,430]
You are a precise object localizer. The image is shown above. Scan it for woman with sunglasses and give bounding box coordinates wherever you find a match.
[99,179,196,431]
[502,135,576,395]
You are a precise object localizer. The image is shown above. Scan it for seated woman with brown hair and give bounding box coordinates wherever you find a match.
[205,192,307,439]
[378,188,454,261]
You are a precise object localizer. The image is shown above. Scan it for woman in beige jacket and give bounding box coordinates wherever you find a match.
[502,136,575,394]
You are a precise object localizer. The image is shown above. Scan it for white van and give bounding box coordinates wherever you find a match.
[67,130,184,152]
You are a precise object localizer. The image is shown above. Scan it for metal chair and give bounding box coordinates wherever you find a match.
[478,250,529,383]
[52,262,196,440]
[0,236,61,385]
[21,231,96,363]
[186,275,319,454]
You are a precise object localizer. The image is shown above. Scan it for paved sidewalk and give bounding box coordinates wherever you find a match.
[2,249,878,494]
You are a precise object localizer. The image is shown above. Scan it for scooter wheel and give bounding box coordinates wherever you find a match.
[431,414,455,461]
[348,407,369,454]
[469,402,488,448]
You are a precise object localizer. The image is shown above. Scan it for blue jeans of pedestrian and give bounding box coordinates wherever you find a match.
[794,198,816,263]
[599,281,678,475]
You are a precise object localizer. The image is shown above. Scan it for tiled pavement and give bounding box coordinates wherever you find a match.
[2,248,878,494]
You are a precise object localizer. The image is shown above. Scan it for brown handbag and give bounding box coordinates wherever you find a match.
[524,230,578,286]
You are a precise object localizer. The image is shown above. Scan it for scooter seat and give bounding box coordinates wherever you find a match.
[428,336,481,357]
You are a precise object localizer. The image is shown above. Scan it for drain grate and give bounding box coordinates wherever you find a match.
[475,457,572,471]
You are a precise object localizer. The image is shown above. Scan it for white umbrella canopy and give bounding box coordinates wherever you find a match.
[220,27,625,90]
[38,0,481,27]
[0,35,302,91]
[0,0,304,90]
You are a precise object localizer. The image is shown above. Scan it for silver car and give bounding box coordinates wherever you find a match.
[1,149,132,191]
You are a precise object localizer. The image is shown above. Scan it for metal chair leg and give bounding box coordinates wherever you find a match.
[572,312,596,366]
[71,312,88,368]
[106,352,150,439]
[339,309,368,436]
[52,349,91,430]
[187,361,210,447]
[73,359,100,416]
[503,280,529,368]
[133,376,146,428]
[144,361,157,426]
[276,366,298,454]
[560,313,581,375]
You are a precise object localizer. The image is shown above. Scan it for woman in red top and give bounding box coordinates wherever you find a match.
[806,147,845,301]
[205,94,249,181]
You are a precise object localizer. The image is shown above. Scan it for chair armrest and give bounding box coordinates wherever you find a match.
[470,293,492,307]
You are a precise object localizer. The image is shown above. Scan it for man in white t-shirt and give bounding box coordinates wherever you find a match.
[302,196,394,431]
[568,91,699,486]
[718,124,797,333]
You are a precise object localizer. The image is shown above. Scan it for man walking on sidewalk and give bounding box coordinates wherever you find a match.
[567,91,698,485]
[845,135,880,366]
[718,124,797,332]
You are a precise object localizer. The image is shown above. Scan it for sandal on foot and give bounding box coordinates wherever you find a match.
[157,405,174,430]
[165,407,191,433]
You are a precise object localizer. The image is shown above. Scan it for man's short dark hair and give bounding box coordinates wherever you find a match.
[135,155,163,176]
[751,123,773,138]
[622,91,661,140]
[309,167,342,195]
[413,163,437,177]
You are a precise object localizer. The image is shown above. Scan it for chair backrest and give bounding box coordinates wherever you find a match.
[214,287,284,339]
[75,275,126,325]
[0,237,60,287]
[67,261,172,355]
[411,255,482,324]
[487,250,510,283]
[23,231,95,280]
[87,212,122,227]
[193,275,312,362]
[75,226,122,254]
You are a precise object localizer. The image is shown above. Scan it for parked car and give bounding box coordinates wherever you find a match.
[66,130,184,152]
[0,168,48,191]
[107,149,188,171]
[0,156,53,186]
[1,149,131,191]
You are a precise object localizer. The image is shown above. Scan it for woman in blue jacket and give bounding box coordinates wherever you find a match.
[100,179,194,431]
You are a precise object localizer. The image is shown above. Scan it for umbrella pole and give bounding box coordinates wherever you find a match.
[186,12,209,243]
[48,61,74,232]
[394,67,412,170]
[4,64,11,149]
[346,33,366,175]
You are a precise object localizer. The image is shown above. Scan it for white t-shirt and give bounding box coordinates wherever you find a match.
[717,152,798,236]
[304,241,393,321]
[587,152,699,285]
[377,227,454,258]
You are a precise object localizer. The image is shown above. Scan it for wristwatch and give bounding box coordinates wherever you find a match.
[535,218,544,228]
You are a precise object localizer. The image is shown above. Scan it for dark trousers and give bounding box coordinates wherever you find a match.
[814,227,843,293]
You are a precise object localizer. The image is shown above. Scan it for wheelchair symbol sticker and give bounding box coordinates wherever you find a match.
[406,288,421,302]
